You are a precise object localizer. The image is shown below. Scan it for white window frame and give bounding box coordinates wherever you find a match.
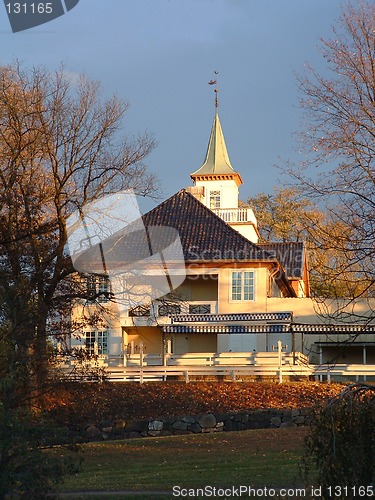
[209,190,221,209]
[83,274,110,303]
[230,270,255,302]
[85,330,109,355]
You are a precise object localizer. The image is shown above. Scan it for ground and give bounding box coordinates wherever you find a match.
[46,380,345,427]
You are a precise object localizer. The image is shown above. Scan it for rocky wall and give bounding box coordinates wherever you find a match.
[84,408,312,441]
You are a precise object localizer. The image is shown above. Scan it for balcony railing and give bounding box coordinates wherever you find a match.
[213,207,257,225]
[122,301,218,326]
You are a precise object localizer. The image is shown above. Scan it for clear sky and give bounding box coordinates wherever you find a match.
[0,0,343,212]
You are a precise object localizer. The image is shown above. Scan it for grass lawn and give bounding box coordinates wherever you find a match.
[57,427,309,498]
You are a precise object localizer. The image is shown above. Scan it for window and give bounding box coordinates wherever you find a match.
[98,275,109,300]
[85,330,108,355]
[83,274,110,302]
[189,304,211,314]
[97,331,108,354]
[129,305,151,317]
[158,304,181,316]
[86,274,96,297]
[209,190,221,209]
[231,271,255,301]
[85,331,96,354]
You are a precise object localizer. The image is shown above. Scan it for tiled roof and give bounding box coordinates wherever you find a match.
[143,190,274,262]
[259,242,306,279]
[71,189,297,297]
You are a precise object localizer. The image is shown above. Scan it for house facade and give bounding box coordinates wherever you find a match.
[70,108,375,373]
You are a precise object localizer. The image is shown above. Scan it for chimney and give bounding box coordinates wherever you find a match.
[186,186,205,202]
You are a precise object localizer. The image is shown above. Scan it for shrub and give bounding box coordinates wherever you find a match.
[302,384,375,497]
[0,404,80,499]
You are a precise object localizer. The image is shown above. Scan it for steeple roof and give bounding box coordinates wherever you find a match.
[190,111,243,184]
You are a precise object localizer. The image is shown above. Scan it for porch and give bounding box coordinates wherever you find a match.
[58,346,375,384]
[65,309,375,383]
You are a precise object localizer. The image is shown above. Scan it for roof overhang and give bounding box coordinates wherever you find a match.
[191,172,243,187]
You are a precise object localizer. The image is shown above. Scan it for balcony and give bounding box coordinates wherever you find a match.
[213,207,257,225]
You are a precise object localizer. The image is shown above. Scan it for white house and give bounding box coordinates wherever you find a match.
[69,107,375,379]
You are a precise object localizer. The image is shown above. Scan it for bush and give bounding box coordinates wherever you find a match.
[0,405,80,499]
[302,384,375,497]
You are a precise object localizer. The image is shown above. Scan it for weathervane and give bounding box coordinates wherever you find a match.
[208,70,219,109]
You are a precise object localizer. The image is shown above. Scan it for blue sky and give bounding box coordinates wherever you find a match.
[0,0,343,212]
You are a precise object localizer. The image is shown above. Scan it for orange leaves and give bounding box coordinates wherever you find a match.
[47,381,345,427]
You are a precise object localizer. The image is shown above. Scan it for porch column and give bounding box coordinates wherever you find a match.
[291,327,296,365]
[363,345,367,382]
[162,330,165,367]
[122,328,128,367]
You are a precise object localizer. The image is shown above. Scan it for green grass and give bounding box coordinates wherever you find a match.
[56,427,308,498]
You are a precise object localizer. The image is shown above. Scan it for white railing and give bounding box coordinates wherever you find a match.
[57,350,312,383]
[156,300,218,317]
[213,207,257,225]
[61,361,375,383]
[106,364,313,383]
[58,352,375,383]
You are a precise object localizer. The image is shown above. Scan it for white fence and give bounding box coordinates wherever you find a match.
[57,349,375,383]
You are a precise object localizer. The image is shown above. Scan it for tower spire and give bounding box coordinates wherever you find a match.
[190,74,242,185]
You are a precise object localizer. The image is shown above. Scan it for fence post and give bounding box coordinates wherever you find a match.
[139,342,144,384]
[278,340,283,384]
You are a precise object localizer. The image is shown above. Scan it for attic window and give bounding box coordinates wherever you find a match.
[209,190,221,209]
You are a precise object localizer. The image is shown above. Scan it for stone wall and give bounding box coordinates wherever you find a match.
[84,408,312,441]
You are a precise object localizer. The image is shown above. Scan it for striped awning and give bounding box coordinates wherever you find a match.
[163,322,375,335]
[170,312,292,324]
[163,324,290,334]
[293,323,375,334]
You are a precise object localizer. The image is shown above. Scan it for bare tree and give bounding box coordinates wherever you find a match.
[287,0,375,310]
[0,62,158,495]
[0,62,157,398]
[247,186,371,298]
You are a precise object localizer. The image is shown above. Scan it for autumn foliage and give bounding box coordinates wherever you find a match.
[46,381,345,427]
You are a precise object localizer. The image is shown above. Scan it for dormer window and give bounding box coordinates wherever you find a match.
[210,190,221,209]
